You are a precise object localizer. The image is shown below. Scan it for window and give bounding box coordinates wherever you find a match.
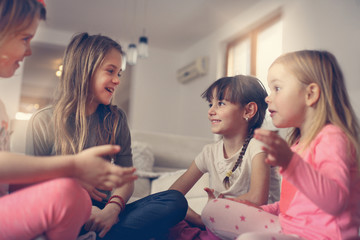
[225,14,283,93]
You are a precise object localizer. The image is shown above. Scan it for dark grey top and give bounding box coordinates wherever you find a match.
[26,105,133,167]
[26,105,133,202]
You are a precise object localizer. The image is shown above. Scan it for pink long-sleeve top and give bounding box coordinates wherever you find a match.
[262,124,360,240]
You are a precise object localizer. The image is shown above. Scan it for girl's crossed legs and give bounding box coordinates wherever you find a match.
[0,178,91,240]
[202,199,301,240]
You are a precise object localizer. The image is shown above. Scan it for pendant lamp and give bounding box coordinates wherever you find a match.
[121,53,127,71]
[126,43,138,66]
[138,36,149,58]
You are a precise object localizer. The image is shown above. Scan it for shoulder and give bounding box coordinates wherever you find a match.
[201,139,222,153]
[107,105,128,121]
[32,106,54,119]
[248,137,265,154]
[30,106,54,123]
[313,124,348,145]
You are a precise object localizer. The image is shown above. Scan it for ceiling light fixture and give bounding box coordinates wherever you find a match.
[138,0,149,58]
[126,1,138,66]
[126,44,138,65]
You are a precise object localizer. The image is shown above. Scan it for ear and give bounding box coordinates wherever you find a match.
[305,83,320,107]
[243,102,258,119]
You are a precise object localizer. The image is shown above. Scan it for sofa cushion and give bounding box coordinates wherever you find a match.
[131,130,213,170]
[132,141,157,178]
[130,141,154,200]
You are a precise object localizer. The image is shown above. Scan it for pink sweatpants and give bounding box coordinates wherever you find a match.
[0,178,92,240]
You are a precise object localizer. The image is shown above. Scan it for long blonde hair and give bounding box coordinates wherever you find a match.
[53,32,123,155]
[271,50,360,165]
[0,0,46,44]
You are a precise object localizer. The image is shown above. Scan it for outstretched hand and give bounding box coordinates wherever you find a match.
[72,145,137,199]
[204,187,224,202]
[254,129,293,169]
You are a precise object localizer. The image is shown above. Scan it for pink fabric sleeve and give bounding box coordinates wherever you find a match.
[281,125,352,215]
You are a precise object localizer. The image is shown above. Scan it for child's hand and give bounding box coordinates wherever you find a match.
[73,145,137,194]
[204,187,225,201]
[204,187,216,201]
[254,129,293,169]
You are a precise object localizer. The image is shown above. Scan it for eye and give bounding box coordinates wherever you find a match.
[272,86,280,92]
[22,36,31,43]
[107,69,115,74]
[117,72,122,78]
[218,101,225,106]
[208,103,213,108]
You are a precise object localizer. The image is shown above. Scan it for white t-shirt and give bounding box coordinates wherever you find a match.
[0,99,10,197]
[195,138,280,203]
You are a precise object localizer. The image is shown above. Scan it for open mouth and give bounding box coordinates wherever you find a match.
[268,109,276,117]
[105,87,114,93]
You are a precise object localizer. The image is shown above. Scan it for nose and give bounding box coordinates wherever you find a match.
[24,44,32,57]
[265,95,271,103]
[208,105,216,116]
[112,76,120,85]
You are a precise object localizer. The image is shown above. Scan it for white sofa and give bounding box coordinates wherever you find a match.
[10,120,213,214]
[129,130,213,214]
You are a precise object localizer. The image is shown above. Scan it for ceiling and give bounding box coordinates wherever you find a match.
[43,0,261,51]
[21,0,261,111]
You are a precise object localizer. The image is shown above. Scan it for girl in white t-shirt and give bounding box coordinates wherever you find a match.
[169,75,280,239]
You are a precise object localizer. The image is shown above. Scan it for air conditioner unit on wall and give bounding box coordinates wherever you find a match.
[176,56,209,84]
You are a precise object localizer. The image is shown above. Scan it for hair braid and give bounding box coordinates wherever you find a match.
[223,129,254,189]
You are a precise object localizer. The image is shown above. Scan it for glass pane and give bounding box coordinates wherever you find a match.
[227,38,251,76]
[256,20,283,130]
[256,20,283,93]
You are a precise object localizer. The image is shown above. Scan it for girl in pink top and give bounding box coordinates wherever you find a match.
[202,50,360,240]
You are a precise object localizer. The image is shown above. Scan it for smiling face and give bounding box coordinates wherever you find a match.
[87,48,123,115]
[266,63,307,128]
[0,16,40,78]
[207,89,246,136]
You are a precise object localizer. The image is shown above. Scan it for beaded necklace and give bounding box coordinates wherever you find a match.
[223,130,254,189]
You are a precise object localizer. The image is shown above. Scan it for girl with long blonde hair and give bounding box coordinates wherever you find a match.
[0,1,136,239]
[202,50,360,240]
[27,32,187,240]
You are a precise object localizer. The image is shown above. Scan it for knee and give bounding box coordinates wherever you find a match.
[165,190,188,210]
[51,178,91,219]
[157,190,188,217]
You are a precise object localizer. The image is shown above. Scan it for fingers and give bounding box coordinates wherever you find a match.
[109,166,137,188]
[84,219,94,232]
[204,187,216,200]
[89,189,108,202]
[99,226,111,238]
[254,129,279,146]
[88,145,121,157]
[116,166,137,176]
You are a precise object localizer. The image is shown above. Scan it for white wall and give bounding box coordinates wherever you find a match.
[2,0,359,137]
[0,67,23,119]
[128,46,183,133]
[129,0,360,138]
[282,0,360,119]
